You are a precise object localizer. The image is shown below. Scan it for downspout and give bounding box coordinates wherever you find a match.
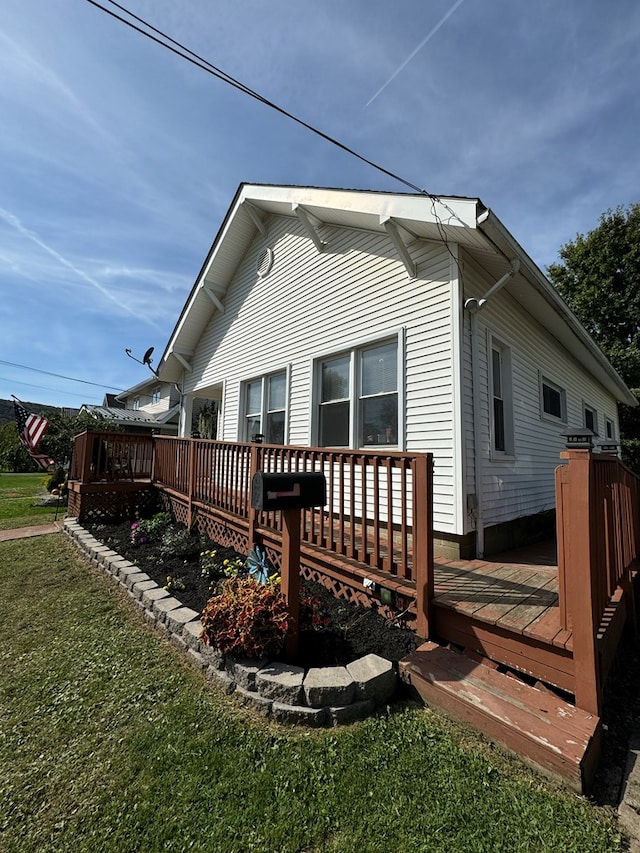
[463,257,520,558]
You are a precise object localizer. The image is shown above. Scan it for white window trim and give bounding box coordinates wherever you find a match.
[239,366,290,443]
[539,373,567,424]
[582,401,599,436]
[487,333,515,460]
[312,330,405,450]
[605,417,616,441]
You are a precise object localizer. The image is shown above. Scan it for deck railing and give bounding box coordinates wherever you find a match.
[70,430,154,482]
[153,436,434,636]
[556,448,640,713]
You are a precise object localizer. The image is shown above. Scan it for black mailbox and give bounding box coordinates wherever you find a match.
[251,472,326,511]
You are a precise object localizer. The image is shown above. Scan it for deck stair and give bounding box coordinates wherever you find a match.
[399,641,601,792]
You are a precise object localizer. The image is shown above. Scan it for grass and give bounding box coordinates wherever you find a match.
[0,472,61,530]
[0,534,622,853]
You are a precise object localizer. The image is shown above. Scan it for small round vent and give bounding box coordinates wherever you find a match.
[257,247,274,278]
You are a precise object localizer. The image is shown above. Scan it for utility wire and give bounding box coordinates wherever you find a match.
[85,0,469,281]
[86,0,466,221]
[0,359,123,391]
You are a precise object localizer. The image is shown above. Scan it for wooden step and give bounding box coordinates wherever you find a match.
[399,641,601,792]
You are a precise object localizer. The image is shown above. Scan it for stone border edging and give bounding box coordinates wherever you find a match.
[63,518,398,726]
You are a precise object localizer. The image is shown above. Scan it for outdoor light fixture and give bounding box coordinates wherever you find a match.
[380,587,396,607]
[599,442,620,454]
[562,428,594,449]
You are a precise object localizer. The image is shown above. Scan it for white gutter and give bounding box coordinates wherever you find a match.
[463,258,520,558]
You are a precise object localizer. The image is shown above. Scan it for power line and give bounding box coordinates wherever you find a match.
[86,0,450,203]
[0,376,101,401]
[85,0,468,283]
[0,359,123,391]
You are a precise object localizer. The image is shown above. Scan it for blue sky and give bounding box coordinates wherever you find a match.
[2,0,639,408]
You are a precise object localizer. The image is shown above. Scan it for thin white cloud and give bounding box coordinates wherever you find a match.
[365,0,466,107]
[0,207,161,329]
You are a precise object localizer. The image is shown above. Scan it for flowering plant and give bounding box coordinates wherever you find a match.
[200,577,289,659]
[130,521,148,546]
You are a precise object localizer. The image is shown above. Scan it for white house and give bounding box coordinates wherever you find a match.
[155,184,635,559]
[82,378,180,434]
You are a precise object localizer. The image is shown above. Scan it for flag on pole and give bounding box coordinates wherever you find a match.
[13,399,55,469]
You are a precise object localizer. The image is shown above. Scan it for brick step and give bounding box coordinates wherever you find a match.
[399,641,601,792]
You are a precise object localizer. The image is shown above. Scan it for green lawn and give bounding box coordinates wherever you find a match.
[0,472,61,530]
[0,534,621,853]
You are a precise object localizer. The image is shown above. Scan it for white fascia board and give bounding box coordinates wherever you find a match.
[240,185,479,230]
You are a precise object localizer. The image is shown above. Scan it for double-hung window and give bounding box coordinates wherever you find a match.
[317,338,399,448]
[488,337,514,456]
[583,403,598,435]
[243,371,287,443]
[540,375,567,423]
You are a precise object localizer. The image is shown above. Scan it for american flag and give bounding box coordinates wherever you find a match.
[13,400,55,469]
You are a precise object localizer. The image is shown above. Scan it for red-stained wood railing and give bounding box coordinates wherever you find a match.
[70,430,154,483]
[152,436,434,637]
[556,448,640,714]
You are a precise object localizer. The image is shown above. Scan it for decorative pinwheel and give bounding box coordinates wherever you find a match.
[246,545,272,585]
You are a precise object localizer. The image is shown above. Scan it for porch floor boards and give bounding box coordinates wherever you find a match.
[432,540,571,652]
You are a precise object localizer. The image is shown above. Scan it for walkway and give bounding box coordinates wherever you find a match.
[0,522,63,542]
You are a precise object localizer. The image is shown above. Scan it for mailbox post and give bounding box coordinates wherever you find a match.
[251,472,326,661]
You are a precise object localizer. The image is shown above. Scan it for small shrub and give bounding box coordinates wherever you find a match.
[138,511,172,540]
[130,521,149,546]
[44,467,66,494]
[200,577,289,659]
[159,526,201,558]
[164,575,186,593]
[200,549,245,582]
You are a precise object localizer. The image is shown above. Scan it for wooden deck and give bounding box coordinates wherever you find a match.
[433,540,570,650]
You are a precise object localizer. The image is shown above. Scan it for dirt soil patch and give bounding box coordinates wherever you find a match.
[87,520,420,668]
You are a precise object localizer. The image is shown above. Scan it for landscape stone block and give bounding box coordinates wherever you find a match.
[133,580,159,600]
[170,635,188,653]
[303,666,355,709]
[166,606,200,634]
[153,596,183,622]
[141,586,170,607]
[225,657,268,691]
[235,686,273,717]
[124,571,150,590]
[256,662,305,705]
[187,648,207,670]
[271,702,327,727]
[346,654,397,705]
[200,644,225,669]
[182,620,203,651]
[206,666,236,695]
[328,699,375,726]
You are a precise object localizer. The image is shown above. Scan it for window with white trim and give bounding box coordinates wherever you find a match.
[132,397,140,411]
[489,339,514,456]
[583,403,598,435]
[151,387,161,405]
[242,371,287,443]
[540,375,567,423]
[317,338,399,448]
[606,417,615,440]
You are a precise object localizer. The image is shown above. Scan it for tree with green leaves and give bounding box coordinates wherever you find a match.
[548,202,640,470]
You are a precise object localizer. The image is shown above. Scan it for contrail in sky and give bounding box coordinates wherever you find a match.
[366,0,467,107]
[0,207,160,329]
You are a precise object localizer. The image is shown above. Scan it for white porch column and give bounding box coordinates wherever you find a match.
[179,394,194,437]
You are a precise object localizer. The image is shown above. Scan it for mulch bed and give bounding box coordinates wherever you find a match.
[86,519,419,669]
[85,518,640,804]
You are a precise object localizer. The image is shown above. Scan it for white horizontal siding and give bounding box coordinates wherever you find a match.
[185,214,458,533]
[462,255,621,531]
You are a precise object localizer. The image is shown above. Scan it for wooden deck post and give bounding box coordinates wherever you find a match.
[281,508,301,662]
[558,448,602,716]
[413,453,434,639]
[187,439,195,528]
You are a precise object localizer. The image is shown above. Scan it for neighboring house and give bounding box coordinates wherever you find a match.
[82,379,180,435]
[155,183,636,559]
